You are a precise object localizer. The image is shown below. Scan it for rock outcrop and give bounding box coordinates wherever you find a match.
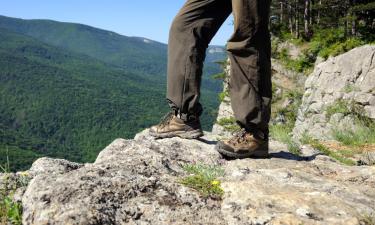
[293,45,375,140]
[2,45,375,225]
[9,130,374,225]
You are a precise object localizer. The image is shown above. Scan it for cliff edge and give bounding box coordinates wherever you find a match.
[1,45,375,225]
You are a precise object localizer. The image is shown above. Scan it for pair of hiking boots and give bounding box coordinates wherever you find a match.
[149,112,268,159]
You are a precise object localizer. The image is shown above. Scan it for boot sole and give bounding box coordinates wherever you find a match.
[150,129,204,139]
[215,142,269,159]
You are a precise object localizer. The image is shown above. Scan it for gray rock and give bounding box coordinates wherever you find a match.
[22,136,225,225]
[293,45,375,140]
[16,129,375,225]
[28,157,83,177]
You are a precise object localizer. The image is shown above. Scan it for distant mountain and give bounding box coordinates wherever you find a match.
[0,15,167,76]
[0,28,220,171]
[0,15,227,171]
[0,15,226,91]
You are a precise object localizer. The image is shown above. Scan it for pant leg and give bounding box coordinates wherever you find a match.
[167,0,232,120]
[227,0,272,138]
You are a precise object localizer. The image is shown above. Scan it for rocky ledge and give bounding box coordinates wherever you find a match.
[3,129,374,225]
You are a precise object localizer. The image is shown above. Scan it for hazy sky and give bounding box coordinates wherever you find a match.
[0,0,233,45]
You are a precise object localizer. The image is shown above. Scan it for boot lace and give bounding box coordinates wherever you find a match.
[158,111,175,128]
[228,128,248,145]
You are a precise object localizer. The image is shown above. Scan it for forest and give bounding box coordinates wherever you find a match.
[270,0,375,40]
[268,0,375,74]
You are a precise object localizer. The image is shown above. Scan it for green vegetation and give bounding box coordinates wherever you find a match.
[359,213,375,225]
[326,99,375,146]
[333,124,375,147]
[218,90,230,102]
[273,30,366,74]
[270,0,374,74]
[0,157,28,224]
[343,84,360,93]
[217,117,241,133]
[0,196,22,225]
[180,163,224,199]
[277,47,314,73]
[0,15,228,171]
[0,26,223,171]
[325,99,353,119]
[0,15,225,93]
[270,125,300,155]
[301,134,357,166]
[212,72,226,80]
[270,89,303,155]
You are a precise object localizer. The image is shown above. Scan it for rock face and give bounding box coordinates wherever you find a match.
[293,45,375,140]
[22,135,224,225]
[12,129,374,225]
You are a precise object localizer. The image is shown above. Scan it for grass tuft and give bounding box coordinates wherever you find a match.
[180,163,224,199]
[0,150,25,225]
[326,99,375,147]
[325,99,352,119]
[359,213,375,225]
[301,134,357,166]
[218,90,230,102]
[212,72,227,80]
[270,124,301,155]
[217,117,241,133]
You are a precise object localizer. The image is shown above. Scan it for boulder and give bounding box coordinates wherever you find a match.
[293,45,375,140]
[16,131,375,225]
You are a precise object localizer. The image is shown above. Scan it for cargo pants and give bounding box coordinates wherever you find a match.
[167,0,272,138]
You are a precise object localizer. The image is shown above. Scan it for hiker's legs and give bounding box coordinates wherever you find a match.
[167,0,232,120]
[227,0,272,138]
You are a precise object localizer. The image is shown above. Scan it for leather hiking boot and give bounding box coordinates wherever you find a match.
[215,129,269,159]
[150,112,203,139]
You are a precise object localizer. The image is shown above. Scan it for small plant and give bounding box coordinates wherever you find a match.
[217,117,241,132]
[218,90,230,102]
[180,163,224,199]
[332,123,375,147]
[277,47,314,73]
[343,84,359,93]
[301,135,356,166]
[325,99,352,119]
[270,124,301,155]
[326,99,375,147]
[0,150,25,225]
[0,196,22,225]
[359,213,375,225]
[319,38,364,59]
[211,72,226,80]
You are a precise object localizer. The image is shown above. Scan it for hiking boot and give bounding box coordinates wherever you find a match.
[149,111,203,139]
[215,129,269,159]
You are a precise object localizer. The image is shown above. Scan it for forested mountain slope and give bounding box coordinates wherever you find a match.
[0,15,225,91]
[0,28,220,171]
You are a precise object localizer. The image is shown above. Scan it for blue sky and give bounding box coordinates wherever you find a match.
[0,0,233,45]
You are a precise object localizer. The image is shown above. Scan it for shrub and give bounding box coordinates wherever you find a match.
[332,119,375,146]
[301,135,356,166]
[218,90,229,102]
[325,99,352,119]
[319,38,364,59]
[270,124,301,155]
[217,117,241,132]
[212,72,226,80]
[326,99,375,146]
[180,163,224,199]
[0,154,25,225]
